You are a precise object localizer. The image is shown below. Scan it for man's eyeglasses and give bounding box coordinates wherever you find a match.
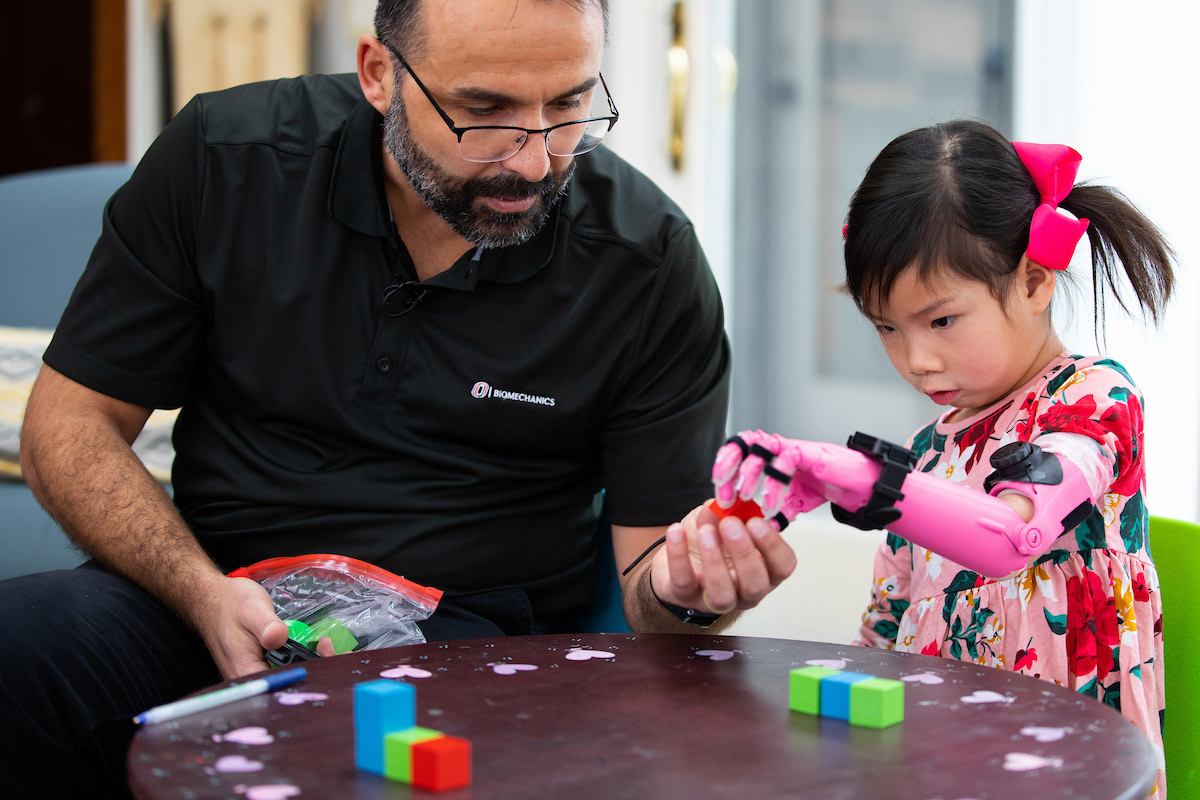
[384,42,619,163]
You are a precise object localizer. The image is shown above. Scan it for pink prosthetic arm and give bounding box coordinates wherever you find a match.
[712,431,1096,578]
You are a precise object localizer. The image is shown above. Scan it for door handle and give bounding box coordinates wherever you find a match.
[668,1,689,172]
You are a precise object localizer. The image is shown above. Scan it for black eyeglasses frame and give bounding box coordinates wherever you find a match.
[382,41,619,163]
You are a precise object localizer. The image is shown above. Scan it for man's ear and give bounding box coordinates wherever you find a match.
[1018,254,1058,314]
[357,34,393,116]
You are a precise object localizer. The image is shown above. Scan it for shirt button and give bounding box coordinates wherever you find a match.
[375,357,393,374]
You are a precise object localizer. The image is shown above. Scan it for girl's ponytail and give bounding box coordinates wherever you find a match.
[1060,184,1174,325]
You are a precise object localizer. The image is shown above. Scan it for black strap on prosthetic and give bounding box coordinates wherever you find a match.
[830,432,918,531]
[725,434,751,457]
[742,440,794,486]
[983,441,1093,533]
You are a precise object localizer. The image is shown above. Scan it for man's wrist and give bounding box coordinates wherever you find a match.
[648,571,723,628]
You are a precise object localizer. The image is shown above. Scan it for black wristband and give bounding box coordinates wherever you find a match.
[649,572,722,627]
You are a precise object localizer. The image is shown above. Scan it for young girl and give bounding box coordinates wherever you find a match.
[840,120,1172,795]
[709,118,1172,795]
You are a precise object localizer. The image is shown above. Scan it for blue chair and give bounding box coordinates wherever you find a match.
[574,500,632,633]
[1149,514,1199,796]
[0,162,134,579]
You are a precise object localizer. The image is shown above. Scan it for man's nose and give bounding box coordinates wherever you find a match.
[499,131,552,182]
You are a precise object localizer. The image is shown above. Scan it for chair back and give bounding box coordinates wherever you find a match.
[574,498,632,634]
[1150,514,1200,795]
[0,162,133,580]
[0,162,134,328]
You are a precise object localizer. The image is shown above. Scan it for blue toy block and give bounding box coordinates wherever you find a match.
[819,670,874,721]
[354,679,417,774]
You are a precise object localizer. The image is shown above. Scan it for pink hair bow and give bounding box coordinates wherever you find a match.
[1012,141,1090,270]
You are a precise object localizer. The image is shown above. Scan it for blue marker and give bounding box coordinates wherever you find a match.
[133,667,308,725]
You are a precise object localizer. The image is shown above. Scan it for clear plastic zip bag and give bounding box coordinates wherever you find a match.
[229,554,444,653]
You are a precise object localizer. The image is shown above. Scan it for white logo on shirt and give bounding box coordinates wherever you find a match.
[469,381,556,407]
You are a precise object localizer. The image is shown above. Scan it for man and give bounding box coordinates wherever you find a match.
[2,0,796,795]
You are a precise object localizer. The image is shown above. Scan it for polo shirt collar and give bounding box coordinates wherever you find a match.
[328,98,393,239]
[328,96,561,287]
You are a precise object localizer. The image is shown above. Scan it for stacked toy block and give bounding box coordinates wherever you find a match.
[788,666,904,728]
[354,679,471,791]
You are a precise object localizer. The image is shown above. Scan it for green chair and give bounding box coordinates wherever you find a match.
[1150,514,1200,796]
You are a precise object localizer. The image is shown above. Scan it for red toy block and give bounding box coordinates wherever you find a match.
[706,497,766,522]
[411,735,472,792]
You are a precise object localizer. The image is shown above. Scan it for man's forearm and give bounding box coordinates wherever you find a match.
[21,396,223,633]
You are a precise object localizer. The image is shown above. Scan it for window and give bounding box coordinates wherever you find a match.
[731,0,1013,442]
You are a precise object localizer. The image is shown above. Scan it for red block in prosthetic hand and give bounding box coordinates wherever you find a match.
[706,497,765,522]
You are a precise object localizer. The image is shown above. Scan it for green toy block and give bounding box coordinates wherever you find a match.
[284,619,314,645]
[849,677,905,728]
[383,726,444,782]
[789,666,839,715]
[308,618,359,654]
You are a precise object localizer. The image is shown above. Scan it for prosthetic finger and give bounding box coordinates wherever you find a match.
[712,430,787,506]
[711,434,752,506]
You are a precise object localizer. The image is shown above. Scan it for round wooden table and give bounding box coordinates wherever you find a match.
[128,633,1156,799]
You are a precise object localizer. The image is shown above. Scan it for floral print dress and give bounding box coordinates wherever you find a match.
[853,353,1166,796]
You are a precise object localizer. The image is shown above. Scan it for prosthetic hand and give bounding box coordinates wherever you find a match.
[712,431,1096,578]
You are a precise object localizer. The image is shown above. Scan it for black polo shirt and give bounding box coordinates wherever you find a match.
[46,73,730,621]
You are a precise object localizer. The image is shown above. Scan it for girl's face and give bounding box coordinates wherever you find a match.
[866,261,1063,423]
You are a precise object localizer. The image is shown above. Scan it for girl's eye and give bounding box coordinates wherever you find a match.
[932,316,955,329]
[875,324,895,334]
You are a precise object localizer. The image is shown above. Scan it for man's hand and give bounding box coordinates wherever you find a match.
[194,576,291,679]
[650,502,796,617]
[193,576,341,678]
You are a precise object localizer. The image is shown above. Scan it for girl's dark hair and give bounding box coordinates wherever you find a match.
[843,119,1174,330]
[375,0,609,63]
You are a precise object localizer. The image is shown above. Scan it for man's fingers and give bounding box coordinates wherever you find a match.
[746,517,797,586]
[705,517,797,612]
[259,618,290,651]
[664,523,699,597]
[696,523,739,612]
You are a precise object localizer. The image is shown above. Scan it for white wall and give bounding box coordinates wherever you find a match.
[126,0,163,160]
[602,0,739,321]
[1014,0,1200,525]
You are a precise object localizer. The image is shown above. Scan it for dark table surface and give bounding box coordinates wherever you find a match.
[128,633,1155,800]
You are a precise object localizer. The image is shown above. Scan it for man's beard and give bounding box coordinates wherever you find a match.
[384,92,575,249]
